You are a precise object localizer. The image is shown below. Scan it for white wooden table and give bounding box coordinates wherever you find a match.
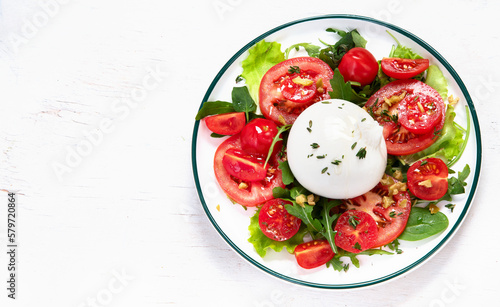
[0,1,498,306]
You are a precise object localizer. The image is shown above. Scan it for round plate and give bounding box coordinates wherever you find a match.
[191,15,481,289]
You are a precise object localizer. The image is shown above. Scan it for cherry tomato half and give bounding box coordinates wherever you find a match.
[222,148,268,182]
[407,158,449,201]
[365,79,446,156]
[338,47,379,87]
[258,198,302,241]
[346,175,412,248]
[214,134,285,207]
[259,57,334,126]
[205,112,246,135]
[398,92,444,134]
[294,240,335,269]
[334,210,378,253]
[240,118,280,157]
[381,58,430,79]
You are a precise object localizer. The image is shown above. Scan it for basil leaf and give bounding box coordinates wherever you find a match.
[231,86,256,120]
[195,100,235,120]
[398,207,449,241]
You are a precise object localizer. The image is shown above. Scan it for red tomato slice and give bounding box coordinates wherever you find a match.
[205,112,246,135]
[398,92,444,134]
[259,57,334,126]
[365,79,445,156]
[334,210,378,253]
[222,148,268,182]
[240,118,280,156]
[338,47,379,86]
[381,58,430,79]
[294,240,335,269]
[346,175,412,248]
[214,134,285,207]
[407,158,449,200]
[258,198,301,241]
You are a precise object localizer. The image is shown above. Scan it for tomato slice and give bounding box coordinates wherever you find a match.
[214,134,285,207]
[398,92,444,134]
[346,175,412,248]
[407,158,449,200]
[338,47,379,86]
[294,240,335,269]
[258,198,301,241]
[334,210,378,253]
[240,118,280,156]
[205,112,246,135]
[259,57,334,126]
[381,58,430,79]
[365,79,446,156]
[222,148,268,182]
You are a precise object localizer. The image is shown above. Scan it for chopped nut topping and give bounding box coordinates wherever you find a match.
[393,169,404,181]
[429,204,440,214]
[382,196,395,208]
[399,199,408,208]
[418,179,433,188]
[238,182,248,190]
[380,174,395,186]
[296,194,307,207]
[383,90,407,107]
[316,78,324,89]
[307,194,317,205]
[278,115,286,126]
[292,76,314,86]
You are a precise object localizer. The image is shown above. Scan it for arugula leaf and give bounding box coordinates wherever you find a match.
[278,160,294,185]
[318,199,341,254]
[328,68,368,106]
[284,43,321,59]
[272,186,291,199]
[231,86,256,121]
[398,207,449,241]
[241,40,285,103]
[425,65,448,101]
[264,124,291,167]
[248,207,307,257]
[327,248,393,271]
[195,100,235,120]
[284,202,323,234]
[319,29,367,71]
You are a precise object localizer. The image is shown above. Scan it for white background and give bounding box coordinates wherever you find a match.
[0,0,498,306]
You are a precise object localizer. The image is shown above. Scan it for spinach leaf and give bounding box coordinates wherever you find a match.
[195,100,235,120]
[231,86,256,121]
[398,207,449,241]
[278,160,294,185]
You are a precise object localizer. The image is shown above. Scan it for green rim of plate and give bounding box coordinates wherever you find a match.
[191,14,482,289]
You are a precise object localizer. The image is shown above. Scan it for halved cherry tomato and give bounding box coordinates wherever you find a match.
[346,175,412,248]
[205,112,246,135]
[398,92,444,134]
[338,47,379,86]
[259,57,334,125]
[294,240,335,269]
[214,134,285,207]
[222,148,268,182]
[258,198,301,241]
[334,210,378,253]
[407,158,449,200]
[365,79,445,156]
[381,58,430,79]
[240,118,280,156]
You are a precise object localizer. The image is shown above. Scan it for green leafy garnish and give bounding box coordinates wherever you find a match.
[398,207,449,241]
[263,124,291,168]
[329,68,368,106]
[231,86,257,121]
[241,40,285,103]
[284,43,321,59]
[278,160,294,185]
[425,65,448,101]
[319,28,367,71]
[195,100,235,120]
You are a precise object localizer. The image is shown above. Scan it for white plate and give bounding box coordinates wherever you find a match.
[191,15,481,289]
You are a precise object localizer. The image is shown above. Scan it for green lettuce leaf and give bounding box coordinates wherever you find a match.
[425,65,448,101]
[248,207,307,257]
[241,40,285,103]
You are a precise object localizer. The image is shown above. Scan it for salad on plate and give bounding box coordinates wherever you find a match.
[195,27,471,272]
